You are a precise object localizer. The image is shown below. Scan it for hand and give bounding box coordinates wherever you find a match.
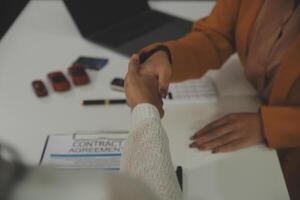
[125,54,164,118]
[139,50,172,98]
[189,113,264,153]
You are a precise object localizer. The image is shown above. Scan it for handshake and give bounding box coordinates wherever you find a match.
[125,51,172,118]
[125,52,264,154]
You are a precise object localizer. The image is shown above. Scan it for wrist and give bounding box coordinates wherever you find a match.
[131,100,158,112]
[131,98,163,118]
[257,111,267,145]
[152,50,170,63]
[139,45,172,64]
[132,103,161,126]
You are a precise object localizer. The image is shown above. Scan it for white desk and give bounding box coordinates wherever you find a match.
[0,1,289,200]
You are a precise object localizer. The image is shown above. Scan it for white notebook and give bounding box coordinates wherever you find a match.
[165,76,218,104]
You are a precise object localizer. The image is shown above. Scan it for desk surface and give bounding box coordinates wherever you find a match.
[0,1,290,200]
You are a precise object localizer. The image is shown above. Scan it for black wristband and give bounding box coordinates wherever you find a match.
[139,45,172,64]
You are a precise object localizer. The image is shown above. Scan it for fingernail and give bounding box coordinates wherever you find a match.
[189,143,196,148]
[212,149,218,154]
[190,135,195,140]
[160,89,167,98]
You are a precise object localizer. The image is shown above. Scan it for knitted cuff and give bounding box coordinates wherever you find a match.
[132,103,161,127]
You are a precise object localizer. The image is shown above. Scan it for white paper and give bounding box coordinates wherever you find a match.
[166,76,218,104]
[40,131,128,169]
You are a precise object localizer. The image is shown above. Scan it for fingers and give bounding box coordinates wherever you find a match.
[189,114,241,153]
[140,66,171,97]
[139,52,172,98]
[158,69,171,98]
[128,54,140,74]
[159,108,165,118]
[213,138,248,153]
[190,131,241,151]
[190,123,234,147]
[191,115,231,140]
[189,113,264,153]
[140,64,157,76]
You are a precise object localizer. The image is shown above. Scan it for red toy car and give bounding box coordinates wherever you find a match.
[32,80,48,97]
[68,64,90,86]
[47,71,71,92]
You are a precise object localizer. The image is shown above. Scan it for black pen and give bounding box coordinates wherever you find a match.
[176,166,183,191]
[81,99,127,106]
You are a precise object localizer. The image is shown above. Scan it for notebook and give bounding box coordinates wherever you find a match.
[166,76,218,104]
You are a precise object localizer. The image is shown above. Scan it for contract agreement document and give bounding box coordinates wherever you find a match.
[40,131,127,169]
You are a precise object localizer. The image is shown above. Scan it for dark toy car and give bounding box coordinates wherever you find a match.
[47,71,71,92]
[68,65,90,86]
[32,80,48,97]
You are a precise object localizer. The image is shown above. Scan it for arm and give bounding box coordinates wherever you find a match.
[188,105,300,152]
[140,0,240,82]
[121,104,182,200]
[122,55,182,200]
[261,106,300,148]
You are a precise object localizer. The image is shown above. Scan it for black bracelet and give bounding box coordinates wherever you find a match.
[139,45,172,64]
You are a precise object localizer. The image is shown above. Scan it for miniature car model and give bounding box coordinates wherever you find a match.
[110,78,124,92]
[47,71,71,92]
[68,65,90,86]
[32,80,48,97]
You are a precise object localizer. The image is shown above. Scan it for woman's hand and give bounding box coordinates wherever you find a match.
[139,51,172,98]
[189,113,265,153]
[125,54,164,118]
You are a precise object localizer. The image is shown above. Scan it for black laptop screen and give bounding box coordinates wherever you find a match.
[63,0,149,36]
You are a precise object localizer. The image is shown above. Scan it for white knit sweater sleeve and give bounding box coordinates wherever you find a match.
[120,103,182,200]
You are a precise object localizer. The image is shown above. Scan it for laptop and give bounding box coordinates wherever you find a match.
[0,0,29,40]
[63,0,193,56]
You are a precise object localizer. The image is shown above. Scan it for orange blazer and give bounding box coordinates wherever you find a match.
[141,0,300,198]
[142,0,300,149]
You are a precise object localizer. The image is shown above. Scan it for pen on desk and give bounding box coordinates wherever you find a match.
[81,99,127,106]
[176,166,183,191]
